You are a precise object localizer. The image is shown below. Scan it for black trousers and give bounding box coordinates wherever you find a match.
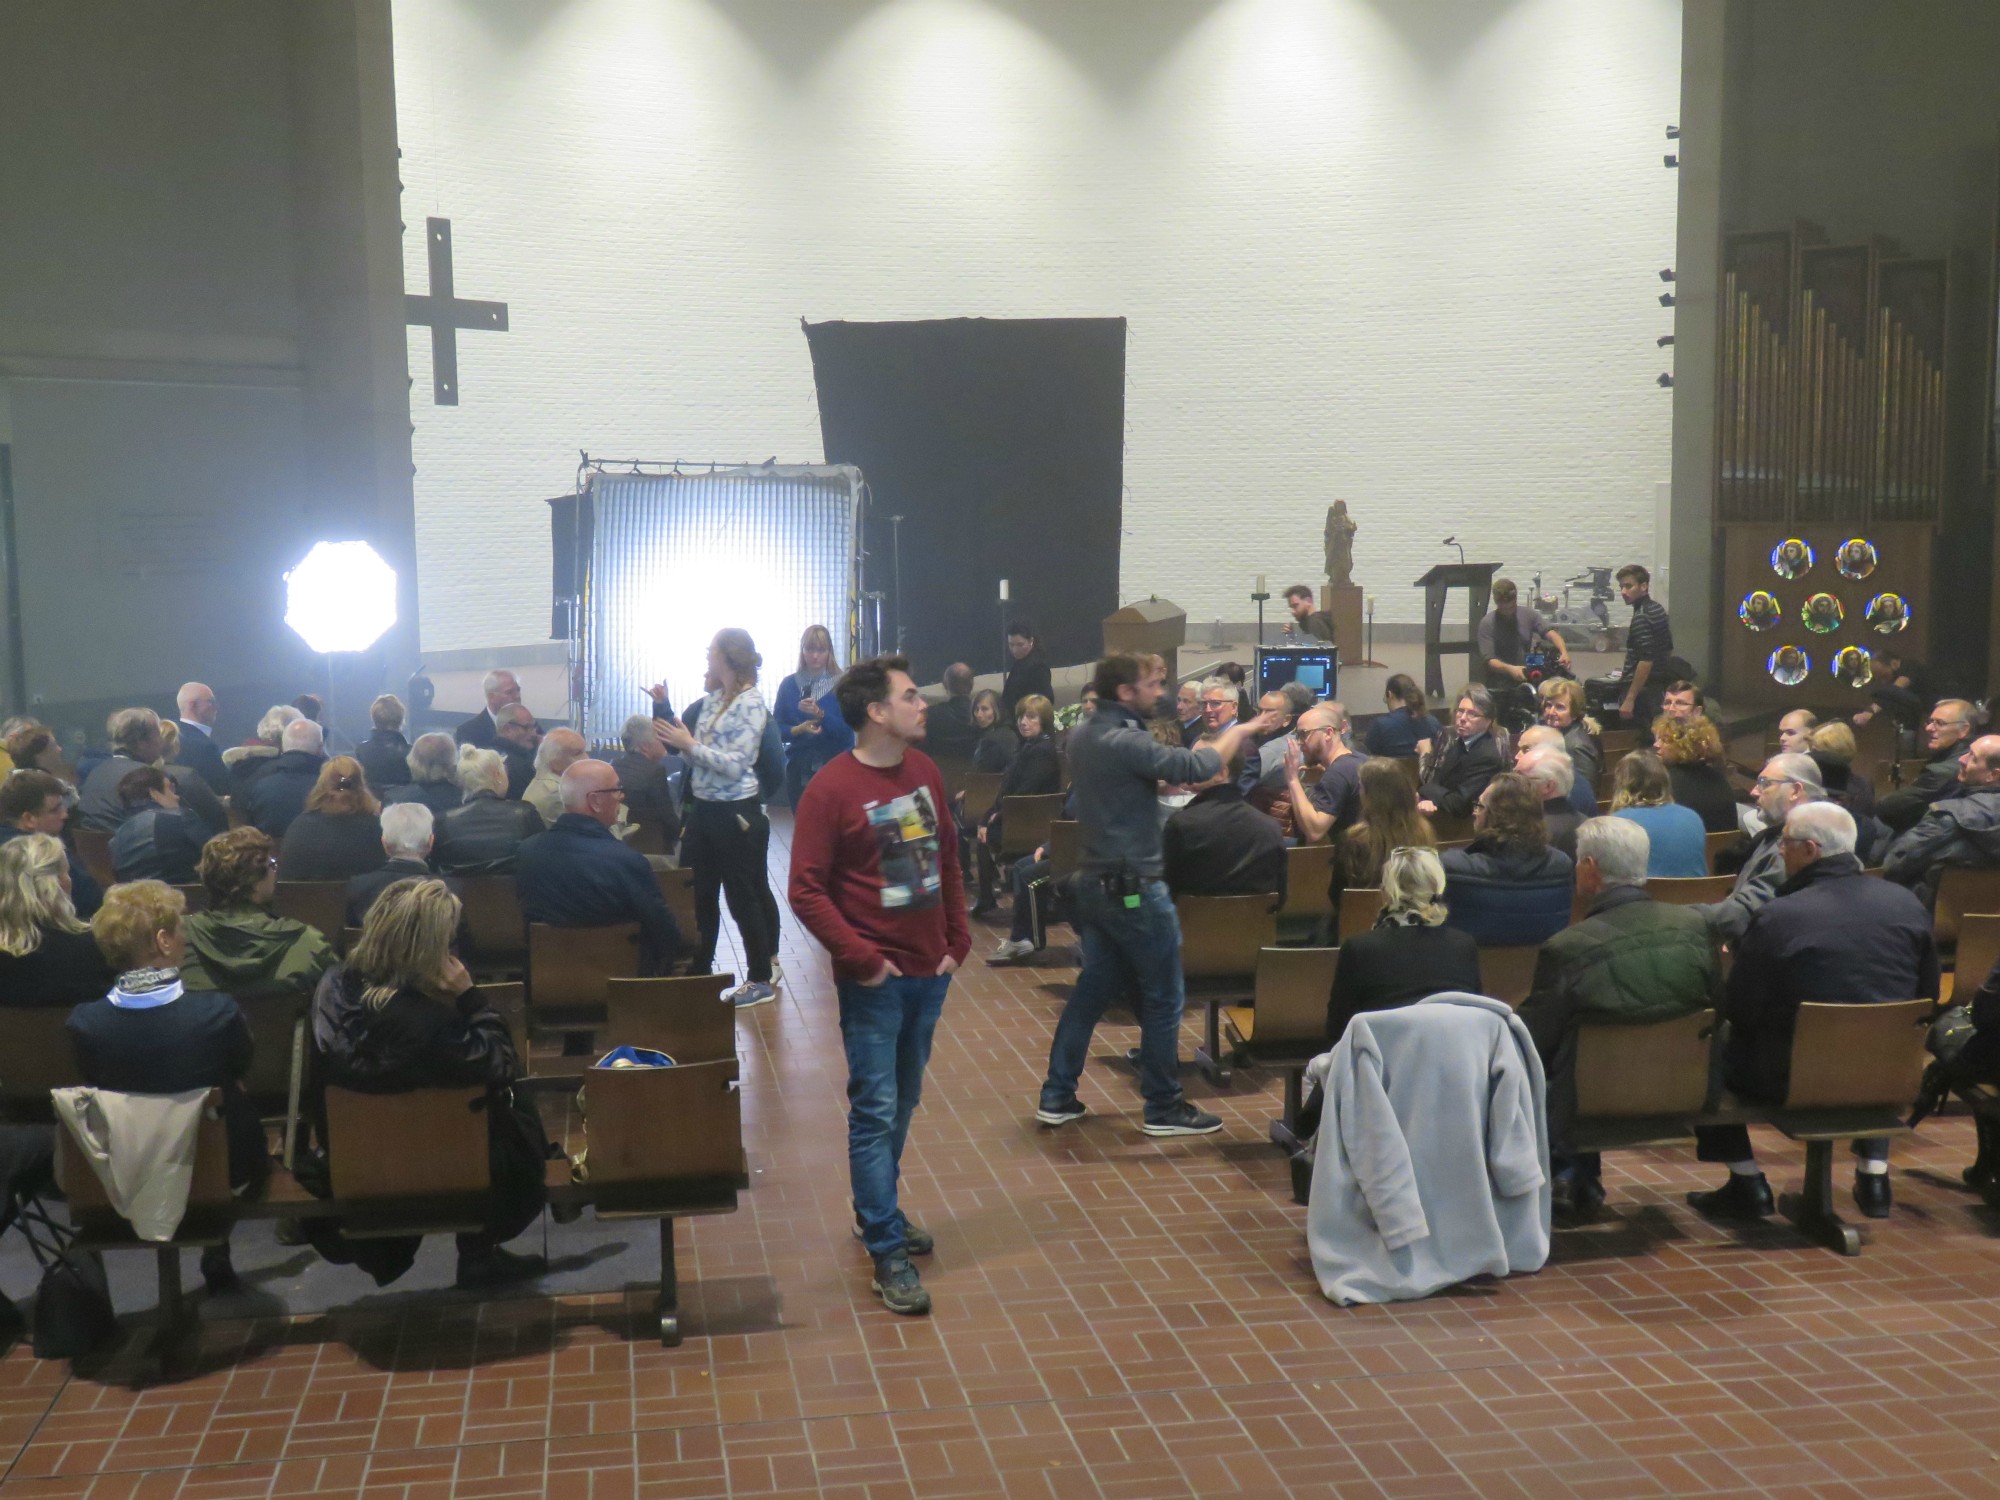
[684,796,777,984]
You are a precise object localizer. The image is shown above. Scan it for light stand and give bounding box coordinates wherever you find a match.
[998,578,1011,670]
[1251,574,1271,647]
[887,514,905,655]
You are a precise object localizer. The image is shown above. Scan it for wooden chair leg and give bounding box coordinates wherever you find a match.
[1780,1140,1861,1256]
[283,1016,305,1171]
[657,1218,681,1347]
[1192,1000,1231,1088]
[1269,1068,1303,1154]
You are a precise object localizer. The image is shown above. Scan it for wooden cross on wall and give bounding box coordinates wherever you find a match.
[404,217,508,405]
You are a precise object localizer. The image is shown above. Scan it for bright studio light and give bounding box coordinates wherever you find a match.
[285,541,398,654]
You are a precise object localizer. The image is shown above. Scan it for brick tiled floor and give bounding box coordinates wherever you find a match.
[7,815,2000,1497]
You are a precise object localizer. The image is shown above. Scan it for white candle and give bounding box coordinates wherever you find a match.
[1255,573,1267,595]
[999,578,1010,601]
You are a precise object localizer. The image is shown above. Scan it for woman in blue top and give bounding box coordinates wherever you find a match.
[773,624,854,810]
[1608,751,1708,877]
[1363,674,1444,760]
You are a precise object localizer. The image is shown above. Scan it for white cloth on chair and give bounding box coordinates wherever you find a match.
[52,1087,210,1242]
[1302,992,1550,1305]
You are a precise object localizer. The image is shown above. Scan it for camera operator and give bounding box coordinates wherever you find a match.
[1478,579,1571,729]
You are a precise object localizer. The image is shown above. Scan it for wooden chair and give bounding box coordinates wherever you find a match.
[1600,728,1639,758]
[1570,1010,1714,1154]
[72,827,115,891]
[1278,843,1339,923]
[1767,999,1930,1255]
[459,874,528,975]
[603,975,735,1064]
[1894,756,1930,789]
[578,1058,746,1345]
[1177,894,1279,1085]
[1645,873,1736,906]
[270,881,348,948]
[0,1008,85,1122]
[1945,913,2000,1003]
[1046,820,1081,881]
[527,921,642,1031]
[171,883,209,913]
[622,820,673,859]
[655,866,699,965]
[957,771,1005,828]
[1337,887,1384,943]
[1705,830,1739,873]
[997,793,1066,862]
[1934,865,2000,952]
[1221,946,1338,1153]
[322,1086,491,1237]
[1479,945,1543,1008]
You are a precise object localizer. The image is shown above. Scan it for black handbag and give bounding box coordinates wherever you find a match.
[17,1204,116,1361]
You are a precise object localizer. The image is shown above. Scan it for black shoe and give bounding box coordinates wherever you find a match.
[455,1246,548,1290]
[1035,1097,1088,1127]
[199,1243,239,1295]
[1686,1172,1774,1220]
[852,1214,933,1255]
[1853,1172,1892,1219]
[1555,1176,1607,1224]
[871,1252,931,1316]
[1141,1102,1223,1138]
[1964,1161,1995,1191]
[969,901,1000,919]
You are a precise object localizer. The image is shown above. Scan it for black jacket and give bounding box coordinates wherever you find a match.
[1723,853,1939,1102]
[1001,650,1053,720]
[613,750,681,846]
[434,792,544,875]
[982,734,1062,846]
[277,811,387,883]
[1441,838,1574,947]
[1162,784,1287,899]
[1884,783,2000,905]
[355,729,413,792]
[245,750,328,838]
[972,726,1019,775]
[1326,921,1483,1042]
[515,813,681,973]
[1879,743,1967,833]
[502,744,537,800]
[1420,732,1504,820]
[174,723,230,794]
[0,927,114,1009]
[1667,763,1739,833]
[109,806,205,884]
[454,709,498,748]
[925,697,981,761]
[346,858,463,929]
[382,779,464,819]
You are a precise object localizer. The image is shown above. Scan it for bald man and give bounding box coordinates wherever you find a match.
[174,681,228,793]
[1883,733,2000,906]
[1517,724,1597,818]
[1283,702,1362,844]
[515,759,681,973]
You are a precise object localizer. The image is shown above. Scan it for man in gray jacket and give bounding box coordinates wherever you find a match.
[1036,654,1274,1138]
[1694,753,1822,944]
[1884,734,2000,906]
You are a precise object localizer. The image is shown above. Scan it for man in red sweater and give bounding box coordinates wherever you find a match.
[789,656,970,1317]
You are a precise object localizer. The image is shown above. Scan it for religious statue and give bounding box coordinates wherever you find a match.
[1324,500,1357,588]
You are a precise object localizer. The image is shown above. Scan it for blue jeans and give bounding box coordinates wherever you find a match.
[1041,877,1186,1118]
[838,972,951,1257]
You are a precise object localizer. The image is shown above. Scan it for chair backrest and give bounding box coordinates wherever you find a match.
[1175,894,1278,980]
[172,882,209,913]
[622,820,671,858]
[654,866,699,956]
[1601,728,1639,758]
[1575,1010,1714,1117]
[1935,865,2000,950]
[1253,947,1339,1046]
[1390,758,1422,792]
[604,975,735,1064]
[233,992,308,1108]
[582,1058,743,1186]
[528,922,642,1016]
[1337,887,1384,943]
[1046,820,1081,880]
[323,1085,489,1199]
[1645,873,1736,906]
[71,827,116,890]
[481,981,527,1047]
[998,793,1067,860]
[1784,999,1931,1109]
[1704,830,1738,873]
[58,1087,233,1221]
[270,881,348,947]
[1957,914,2000,997]
[458,874,528,969]
[1895,756,1930,789]
[1478,945,1542,1008]
[1279,843,1339,919]
[957,771,1006,826]
[0,1007,85,1118]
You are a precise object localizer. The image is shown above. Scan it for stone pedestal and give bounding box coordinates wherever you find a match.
[1322,582,1365,664]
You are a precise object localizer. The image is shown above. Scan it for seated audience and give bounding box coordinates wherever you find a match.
[108,766,205,884]
[1607,751,1708,877]
[290,692,351,755]
[1693,753,1823,941]
[1363,674,1442,760]
[1537,677,1602,790]
[0,834,113,1008]
[1199,676,1240,738]
[1776,708,1818,756]
[1879,698,1976,833]
[925,664,981,761]
[987,830,1077,965]
[1689,803,1937,1222]
[277,757,386,882]
[355,694,413,793]
[347,803,463,927]
[493,703,542,799]
[5,723,73,791]
[1657,680,1704,727]
[382,731,463,818]
[224,704,302,798]
[970,688,1017,774]
[973,694,1062,913]
[1284,702,1364,843]
[1517,818,1720,1218]
[307,877,547,1289]
[612,713,682,848]
[0,769,101,917]
[181,827,336,999]
[1418,687,1505,822]
[1326,846,1481,1042]
[1884,733,2000,905]
[434,747,543,874]
[1250,683,1314,789]
[1175,680,1205,748]
[515,759,682,974]
[522,727,587,827]
[1337,757,1435,890]
[246,718,329,838]
[1162,737,1286,899]
[77,880,263,1290]
[1518,746,1585,857]
[1440,772,1574,946]
[1516,725,1598,818]
[454,668,523,749]
[156,723,228,838]
[79,708,170,831]
[1652,714,1739,833]
[775,624,854,808]
[173,681,228,794]
[1807,719,1877,822]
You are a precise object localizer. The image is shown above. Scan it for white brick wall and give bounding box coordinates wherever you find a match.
[394,0,1681,653]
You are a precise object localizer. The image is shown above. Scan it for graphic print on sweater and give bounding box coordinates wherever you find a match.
[865,785,942,910]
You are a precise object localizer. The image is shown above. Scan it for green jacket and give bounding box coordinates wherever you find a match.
[1518,886,1720,1147]
[180,907,336,1000]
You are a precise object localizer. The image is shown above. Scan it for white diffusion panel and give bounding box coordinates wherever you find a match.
[583,467,861,745]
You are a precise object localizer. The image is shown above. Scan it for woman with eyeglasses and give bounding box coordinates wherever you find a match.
[180,827,337,1000]
[1325,846,1480,1043]
[1417,686,1506,823]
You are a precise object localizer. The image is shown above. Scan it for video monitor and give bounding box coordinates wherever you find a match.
[1255,646,1339,702]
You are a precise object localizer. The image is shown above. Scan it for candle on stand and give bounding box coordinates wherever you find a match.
[999,579,1010,601]
[1255,573,1266,596]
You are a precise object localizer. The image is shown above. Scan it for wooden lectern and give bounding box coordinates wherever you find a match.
[1414,563,1500,701]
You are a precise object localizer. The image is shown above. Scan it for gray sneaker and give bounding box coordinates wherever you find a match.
[872,1252,931,1315]
[988,938,1036,964]
[1035,1097,1089,1127]
[852,1215,934,1255]
[726,981,776,1008]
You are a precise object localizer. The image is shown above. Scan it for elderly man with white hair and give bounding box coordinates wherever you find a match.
[1515,725,1598,818]
[1688,801,1938,1224]
[455,668,526,749]
[224,703,303,796]
[1516,744,1585,857]
[1517,817,1720,1219]
[1691,752,1822,943]
[244,717,328,839]
[382,731,463,818]
[173,681,228,792]
[522,728,588,828]
[613,712,682,847]
[433,746,543,875]
[515,758,681,974]
[345,802,463,927]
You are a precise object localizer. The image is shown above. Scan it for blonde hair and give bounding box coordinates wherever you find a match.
[305,756,380,817]
[1610,750,1674,811]
[711,628,762,695]
[796,623,837,680]
[0,834,86,956]
[457,745,508,797]
[1379,846,1449,926]
[350,877,461,1009]
[157,720,181,764]
[1808,720,1858,764]
[92,880,185,972]
[1651,714,1725,769]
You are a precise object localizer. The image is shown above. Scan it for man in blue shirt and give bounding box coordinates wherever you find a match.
[515,760,681,974]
